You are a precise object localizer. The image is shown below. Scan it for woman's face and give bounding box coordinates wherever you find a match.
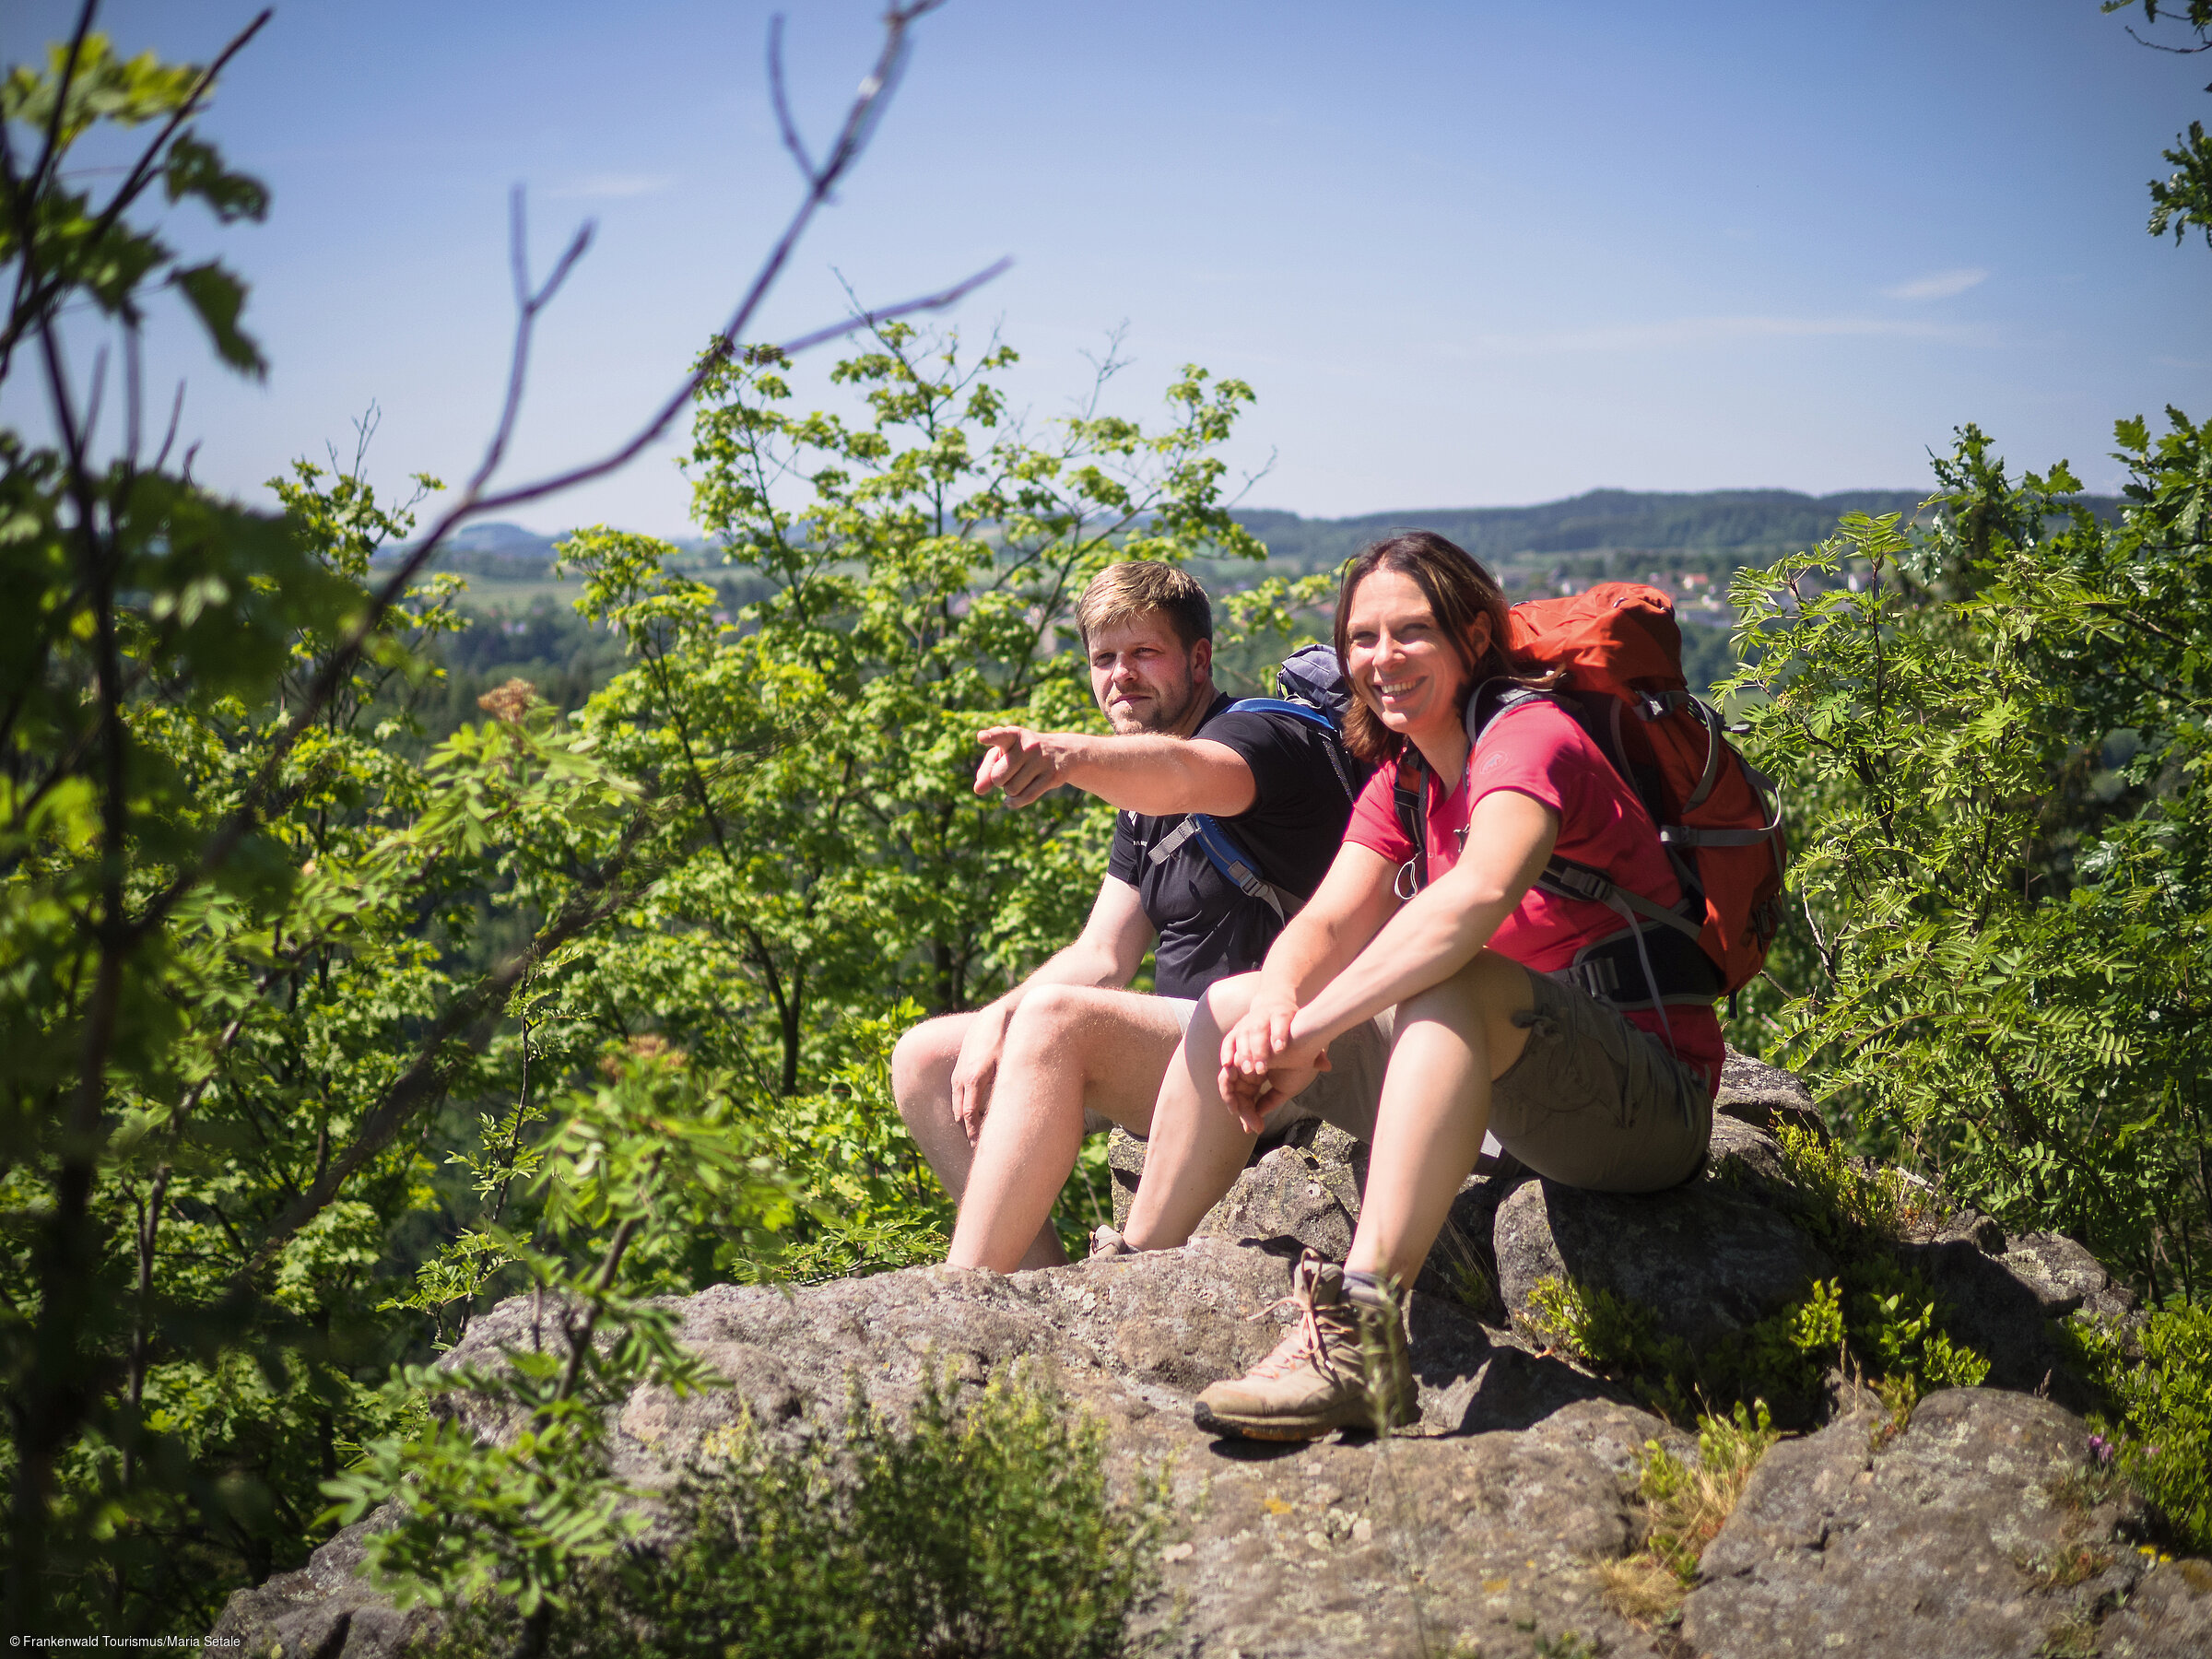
[1344,568,1490,745]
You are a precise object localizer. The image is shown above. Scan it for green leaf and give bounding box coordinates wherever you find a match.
[173,259,265,379]
[164,133,269,223]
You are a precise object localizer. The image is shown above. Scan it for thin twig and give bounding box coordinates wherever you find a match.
[767,15,818,182]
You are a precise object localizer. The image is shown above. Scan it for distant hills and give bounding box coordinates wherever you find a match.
[381,487,2121,592]
[1226,488,1947,580]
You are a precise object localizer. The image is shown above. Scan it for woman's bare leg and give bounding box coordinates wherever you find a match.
[1122,976,1265,1250]
[1345,951,1535,1288]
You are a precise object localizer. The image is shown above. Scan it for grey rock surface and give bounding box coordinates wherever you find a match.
[210,1239,1675,1659]
[1714,1046,1824,1136]
[2098,1556,2212,1657]
[1493,1147,1838,1350]
[1682,1388,2155,1659]
[1896,1227,2135,1411]
[1108,1120,1509,1317]
[205,1504,435,1659]
[210,1061,2208,1659]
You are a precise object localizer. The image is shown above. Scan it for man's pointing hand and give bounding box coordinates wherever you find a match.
[975,725,1077,809]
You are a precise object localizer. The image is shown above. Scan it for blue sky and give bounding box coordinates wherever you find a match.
[4,0,2208,535]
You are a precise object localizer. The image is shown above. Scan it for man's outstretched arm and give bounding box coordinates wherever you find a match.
[975,726,1257,817]
[950,877,1154,1141]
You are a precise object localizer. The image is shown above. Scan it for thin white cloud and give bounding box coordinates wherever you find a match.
[1454,314,1990,357]
[547,171,676,200]
[1882,266,1989,300]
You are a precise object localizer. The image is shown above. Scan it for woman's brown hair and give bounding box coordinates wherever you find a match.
[1331,530,1536,765]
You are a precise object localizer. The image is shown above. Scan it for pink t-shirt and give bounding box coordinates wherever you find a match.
[1343,699,1724,1096]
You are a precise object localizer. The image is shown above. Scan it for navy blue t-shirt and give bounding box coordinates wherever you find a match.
[1105,695,1356,999]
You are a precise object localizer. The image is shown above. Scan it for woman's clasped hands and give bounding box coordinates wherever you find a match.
[1216,984,1332,1134]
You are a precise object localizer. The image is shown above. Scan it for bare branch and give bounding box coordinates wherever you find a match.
[468,187,596,499]
[80,345,108,455]
[150,381,185,474]
[27,0,98,213]
[761,256,1012,362]
[123,324,143,469]
[0,0,100,382]
[127,2,1001,944]
[0,9,274,378]
[767,14,818,182]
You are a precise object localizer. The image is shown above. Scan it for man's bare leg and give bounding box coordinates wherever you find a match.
[947,986,1188,1272]
[893,1012,1063,1271]
[1122,975,1265,1250]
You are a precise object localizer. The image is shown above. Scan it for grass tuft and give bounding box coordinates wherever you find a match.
[1596,1402,1782,1628]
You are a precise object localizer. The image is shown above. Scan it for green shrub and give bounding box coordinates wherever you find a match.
[1770,1124,1923,1248]
[428,1360,1172,1659]
[2070,1299,2212,1553]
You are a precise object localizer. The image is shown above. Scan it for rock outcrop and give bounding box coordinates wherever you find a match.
[212,1056,2210,1659]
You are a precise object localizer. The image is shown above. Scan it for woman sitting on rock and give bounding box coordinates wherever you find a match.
[1112,530,1723,1440]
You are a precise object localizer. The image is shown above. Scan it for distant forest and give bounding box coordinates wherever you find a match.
[398,488,1982,578]
[1227,487,1947,577]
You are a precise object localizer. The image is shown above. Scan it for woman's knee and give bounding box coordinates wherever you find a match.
[1399,950,1529,1025]
[1194,972,1262,1041]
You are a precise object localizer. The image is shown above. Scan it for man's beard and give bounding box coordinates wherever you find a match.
[1111,668,1202,735]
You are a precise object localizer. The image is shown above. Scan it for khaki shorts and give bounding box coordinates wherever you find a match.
[1487,967,1712,1193]
[1132,970,1710,1193]
[1081,997,1392,1141]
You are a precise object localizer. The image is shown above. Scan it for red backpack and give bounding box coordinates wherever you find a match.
[1394,582,1786,1010]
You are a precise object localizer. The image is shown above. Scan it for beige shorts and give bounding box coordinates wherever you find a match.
[1486,966,1711,1193]
[1127,970,1711,1193]
[1082,996,1391,1141]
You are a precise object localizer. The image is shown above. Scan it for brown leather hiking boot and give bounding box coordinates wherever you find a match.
[1193,1252,1417,1441]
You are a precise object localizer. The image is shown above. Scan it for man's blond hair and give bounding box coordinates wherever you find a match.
[1075,560,1212,651]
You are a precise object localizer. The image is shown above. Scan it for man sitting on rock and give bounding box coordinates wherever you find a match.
[892,560,1379,1272]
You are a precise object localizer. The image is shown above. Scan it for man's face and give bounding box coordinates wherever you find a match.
[1087,611,1210,735]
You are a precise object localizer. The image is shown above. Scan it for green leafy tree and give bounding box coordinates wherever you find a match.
[0,0,982,1634]
[1724,413,2212,1300]
[547,324,1268,1104]
[328,1041,804,1659]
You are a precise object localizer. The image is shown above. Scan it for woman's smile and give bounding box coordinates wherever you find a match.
[1345,570,1477,742]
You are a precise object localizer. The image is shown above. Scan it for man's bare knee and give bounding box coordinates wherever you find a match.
[1001,983,1118,1067]
[1006,982,1089,1037]
[891,1015,967,1125]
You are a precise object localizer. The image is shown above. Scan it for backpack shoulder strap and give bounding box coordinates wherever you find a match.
[1222,696,1359,805]
[1147,813,1302,924]
[1222,695,1335,733]
[1467,680,1580,747]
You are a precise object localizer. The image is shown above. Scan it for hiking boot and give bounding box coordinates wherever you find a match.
[1193,1252,1417,1441]
[1088,1224,1137,1259]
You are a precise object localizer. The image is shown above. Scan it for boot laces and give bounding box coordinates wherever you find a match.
[1246,1254,1352,1382]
